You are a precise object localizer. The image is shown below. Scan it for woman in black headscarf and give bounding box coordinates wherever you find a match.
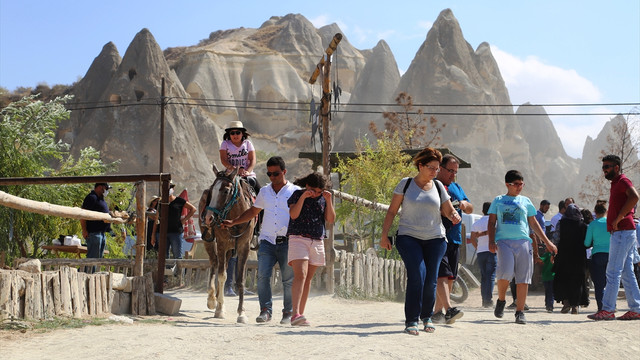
[552,204,590,314]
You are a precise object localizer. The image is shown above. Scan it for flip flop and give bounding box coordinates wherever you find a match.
[423,319,436,333]
[291,314,310,326]
[404,323,419,336]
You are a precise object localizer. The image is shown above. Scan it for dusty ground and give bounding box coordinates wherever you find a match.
[1,287,638,360]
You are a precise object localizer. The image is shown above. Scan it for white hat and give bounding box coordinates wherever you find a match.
[225,121,246,131]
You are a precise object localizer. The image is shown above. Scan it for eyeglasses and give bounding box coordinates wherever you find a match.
[602,164,615,170]
[229,130,242,135]
[266,171,281,177]
[423,164,440,172]
[441,166,457,175]
[507,182,525,187]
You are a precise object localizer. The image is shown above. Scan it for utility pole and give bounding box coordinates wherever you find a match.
[309,33,342,294]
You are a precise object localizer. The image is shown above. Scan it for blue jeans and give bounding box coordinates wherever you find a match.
[602,230,640,313]
[543,280,554,309]
[477,251,497,304]
[257,240,293,314]
[166,232,183,259]
[590,252,608,311]
[85,232,106,273]
[396,235,447,326]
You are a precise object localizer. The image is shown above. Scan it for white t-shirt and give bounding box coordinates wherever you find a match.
[220,139,256,176]
[471,215,490,253]
[395,177,449,240]
[253,181,301,245]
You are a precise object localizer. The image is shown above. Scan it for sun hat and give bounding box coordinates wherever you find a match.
[225,120,246,131]
[148,195,160,207]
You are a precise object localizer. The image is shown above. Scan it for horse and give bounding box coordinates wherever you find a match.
[198,164,256,323]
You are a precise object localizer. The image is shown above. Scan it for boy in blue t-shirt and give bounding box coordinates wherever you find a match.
[488,170,557,324]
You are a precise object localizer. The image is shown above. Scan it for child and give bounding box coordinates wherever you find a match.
[286,172,336,326]
[540,250,555,312]
[488,170,557,324]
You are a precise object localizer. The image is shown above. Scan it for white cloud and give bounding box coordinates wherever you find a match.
[309,15,330,28]
[490,45,611,158]
[417,21,433,31]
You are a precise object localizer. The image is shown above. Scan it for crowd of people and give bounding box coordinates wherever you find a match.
[80,123,640,331]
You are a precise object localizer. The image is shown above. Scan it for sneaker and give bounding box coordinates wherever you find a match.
[482,300,494,308]
[280,312,292,324]
[587,310,616,321]
[445,307,464,324]
[546,307,553,313]
[494,299,506,318]
[523,304,530,311]
[515,310,527,324]
[571,306,579,315]
[291,314,310,326]
[431,311,445,324]
[256,309,272,323]
[560,304,571,314]
[224,286,237,297]
[616,311,640,320]
[507,301,517,309]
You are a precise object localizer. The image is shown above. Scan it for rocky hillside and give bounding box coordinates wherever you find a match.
[58,9,588,207]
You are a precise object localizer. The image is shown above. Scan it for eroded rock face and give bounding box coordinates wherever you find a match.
[60,10,584,205]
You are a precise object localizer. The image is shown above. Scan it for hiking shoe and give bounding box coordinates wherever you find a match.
[616,311,640,320]
[515,310,527,324]
[280,312,292,324]
[494,299,506,318]
[507,301,517,309]
[431,311,445,324]
[445,307,464,324]
[256,309,272,323]
[587,310,615,321]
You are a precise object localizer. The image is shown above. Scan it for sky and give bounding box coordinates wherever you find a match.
[1,1,638,158]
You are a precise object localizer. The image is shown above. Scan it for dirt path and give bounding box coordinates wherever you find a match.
[1,287,637,359]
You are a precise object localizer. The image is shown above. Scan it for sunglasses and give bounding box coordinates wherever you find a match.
[507,182,525,187]
[266,171,281,177]
[229,130,242,135]
[602,164,615,170]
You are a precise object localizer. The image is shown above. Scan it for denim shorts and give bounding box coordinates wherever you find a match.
[496,239,533,284]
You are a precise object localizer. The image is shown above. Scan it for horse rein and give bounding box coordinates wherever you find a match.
[205,174,253,239]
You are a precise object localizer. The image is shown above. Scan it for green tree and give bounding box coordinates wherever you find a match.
[0,95,119,265]
[334,132,415,256]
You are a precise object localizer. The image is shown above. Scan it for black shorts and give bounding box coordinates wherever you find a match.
[437,242,460,280]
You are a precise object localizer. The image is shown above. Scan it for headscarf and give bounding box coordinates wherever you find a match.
[563,204,583,221]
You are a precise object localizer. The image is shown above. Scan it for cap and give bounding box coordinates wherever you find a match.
[95,182,112,189]
[225,120,246,131]
[169,179,176,188]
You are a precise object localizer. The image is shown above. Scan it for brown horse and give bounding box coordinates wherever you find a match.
[198,164,255,323]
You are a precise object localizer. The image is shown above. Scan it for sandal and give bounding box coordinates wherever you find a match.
[291,314,310,326]
[404,323,419,336]
[423,318,436,333]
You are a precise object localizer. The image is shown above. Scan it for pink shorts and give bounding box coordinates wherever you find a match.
[287,235,326,266]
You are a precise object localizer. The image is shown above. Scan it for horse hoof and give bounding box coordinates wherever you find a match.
[207,299,217,310]
[215,311,225,319]
[237,315,248,324]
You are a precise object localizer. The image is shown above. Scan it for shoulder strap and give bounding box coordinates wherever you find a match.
[433,179,443,201]
[402,177,411,195]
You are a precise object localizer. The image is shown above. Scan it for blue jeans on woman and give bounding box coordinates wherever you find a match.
[257,240,293,315]
[166,232,184,259]
[590,252,608,311]
[396,235,447,326]
[477,251,497,305]
[602,230,640,313]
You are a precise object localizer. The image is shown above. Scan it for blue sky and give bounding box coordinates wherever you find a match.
[1,0,638,158]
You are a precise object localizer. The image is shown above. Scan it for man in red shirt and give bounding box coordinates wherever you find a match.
[588,154,640,320]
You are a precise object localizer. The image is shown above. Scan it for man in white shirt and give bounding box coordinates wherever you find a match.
[470,202,496,308]
[222,156,300,324]
[549,200,566,236]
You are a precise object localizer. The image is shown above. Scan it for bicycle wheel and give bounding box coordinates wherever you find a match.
[450,277,469,303]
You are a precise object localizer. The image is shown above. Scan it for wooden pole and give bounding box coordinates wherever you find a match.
[133,181,146,276]
[155,178,171,293]
[309,33,342,294]
[159,77,166,174]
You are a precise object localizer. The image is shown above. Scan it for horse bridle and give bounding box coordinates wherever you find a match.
[205,174,253,239]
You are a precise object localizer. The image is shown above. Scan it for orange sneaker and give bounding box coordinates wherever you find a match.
[616,311,640,320]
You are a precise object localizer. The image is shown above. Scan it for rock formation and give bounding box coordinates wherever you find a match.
[57,9,587,206]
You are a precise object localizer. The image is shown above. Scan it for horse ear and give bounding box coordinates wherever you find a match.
[212,163,220,174]
[229,167,239,178]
